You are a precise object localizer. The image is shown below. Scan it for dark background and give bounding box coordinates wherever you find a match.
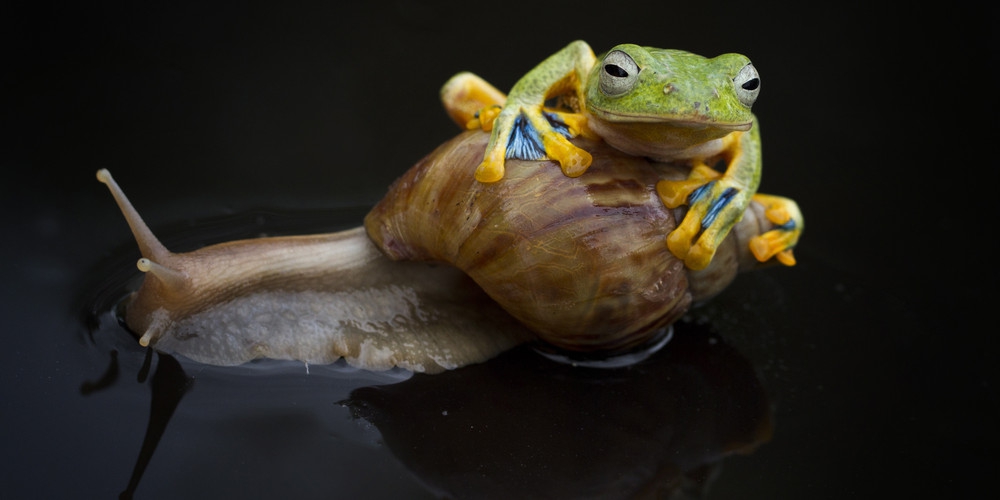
[2,2,996,499]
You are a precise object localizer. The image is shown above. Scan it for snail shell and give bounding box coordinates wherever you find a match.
[99,131,778,372]
[367,131,771,354]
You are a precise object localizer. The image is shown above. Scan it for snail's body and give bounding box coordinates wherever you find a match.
[99,131,792,373]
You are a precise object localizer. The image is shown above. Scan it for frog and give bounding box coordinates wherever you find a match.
[440,40,802,270]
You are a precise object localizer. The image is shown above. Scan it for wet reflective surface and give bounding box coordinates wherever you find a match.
[340,325,773,499]
[3,3,993,499]
[74,210,776,499]
[4,200,988,498]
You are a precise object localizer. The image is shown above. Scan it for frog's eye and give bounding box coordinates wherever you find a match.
[600,50,639,97]
[734,63,760,107]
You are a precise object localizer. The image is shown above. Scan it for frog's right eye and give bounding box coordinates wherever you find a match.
[600,50,639,97]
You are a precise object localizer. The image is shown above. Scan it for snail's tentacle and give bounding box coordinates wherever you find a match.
[136,257,188,291]
[96,169,173,264]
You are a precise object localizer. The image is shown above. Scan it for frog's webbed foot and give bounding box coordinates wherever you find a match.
[476,105,593,183]
[440,71,595,183]
[657,164,752,270]
[749,193,803,266]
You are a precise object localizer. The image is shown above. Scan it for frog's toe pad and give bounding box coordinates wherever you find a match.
[685,240,718,271]
[470,106,502,131]
[775,249,796,266]
[656,166,722,209]
[666,227,694,261]
[665,230,717,270]
[764,205,791,225]
[657,179,703,208]
[750,228,800,266]
[476,149,507,183]
[542,133,592,177]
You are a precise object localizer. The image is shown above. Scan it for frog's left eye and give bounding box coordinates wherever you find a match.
[734,63,760,107]
[600,50,639,97]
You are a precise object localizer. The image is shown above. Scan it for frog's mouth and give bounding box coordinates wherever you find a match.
[587,107,752,131]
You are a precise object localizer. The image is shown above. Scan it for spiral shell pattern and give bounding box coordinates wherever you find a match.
[366,131,692,353]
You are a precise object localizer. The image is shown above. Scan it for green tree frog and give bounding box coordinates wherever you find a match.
[440,40,802,270]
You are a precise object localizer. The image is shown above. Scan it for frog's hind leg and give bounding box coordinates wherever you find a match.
[748,193,803,266]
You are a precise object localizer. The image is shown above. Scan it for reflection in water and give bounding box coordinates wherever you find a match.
[81,258,196,499]
[341,322,773,499]
[82,318,772,499]
[81,346,193,500]
[118,353,193,500]
[79,350,120,395]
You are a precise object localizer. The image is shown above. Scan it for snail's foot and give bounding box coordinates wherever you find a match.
[749,193,804,266]
[658,169,748,270]
[440,72,508,130]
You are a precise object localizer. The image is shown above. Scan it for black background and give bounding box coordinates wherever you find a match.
[2,2,996,499]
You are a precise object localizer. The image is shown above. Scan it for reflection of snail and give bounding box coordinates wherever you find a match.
[98,131,795,373]
[341,323,773,498]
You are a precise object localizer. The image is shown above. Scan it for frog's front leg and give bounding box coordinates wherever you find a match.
[749,193,803,266]
[656,124,762,270]
[457,40,598,183]
[441,70,593,182]
[477,104,593,182]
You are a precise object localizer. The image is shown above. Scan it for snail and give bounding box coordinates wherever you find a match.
[97,128,799,373]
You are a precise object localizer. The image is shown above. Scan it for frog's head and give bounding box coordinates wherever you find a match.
[585,44,759,131]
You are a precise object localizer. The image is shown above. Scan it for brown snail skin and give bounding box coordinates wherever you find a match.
[98,131,787,373]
